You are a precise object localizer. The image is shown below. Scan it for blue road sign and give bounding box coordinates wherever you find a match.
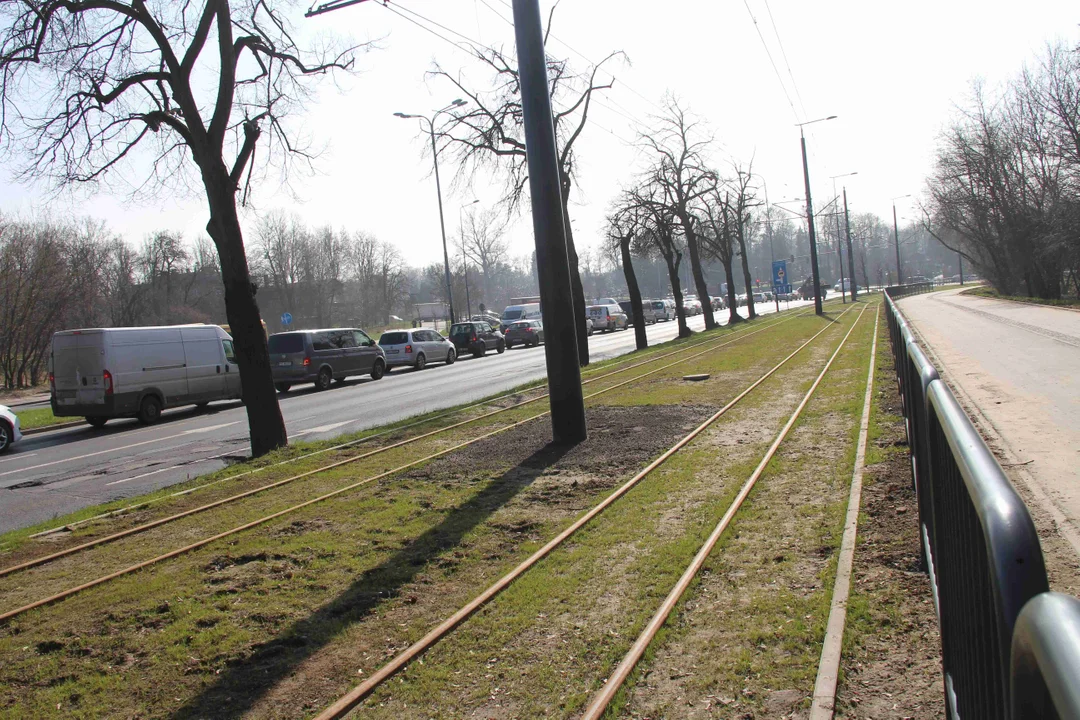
[281,312,293,326]
[772,260,788,288]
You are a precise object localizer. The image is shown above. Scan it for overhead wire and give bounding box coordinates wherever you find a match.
[741,0,799,123]
[762,0,808,119]
[388,0,635,144]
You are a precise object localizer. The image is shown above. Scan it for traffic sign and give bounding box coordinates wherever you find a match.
[281,312,293,326]
[772,260,788,288]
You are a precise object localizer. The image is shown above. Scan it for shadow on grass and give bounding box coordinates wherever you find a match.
[171,441,571,720]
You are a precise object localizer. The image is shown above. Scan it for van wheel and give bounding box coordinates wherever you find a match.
[446,349,456,365]
[371,359,386,380]
[0,421,11,453]
[315,368,333,391]
[275,383,291,393]
[137,396,162,425]
[86,416,108,429]
[414,353,426,371]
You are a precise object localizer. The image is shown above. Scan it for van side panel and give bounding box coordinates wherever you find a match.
[108,328,188,408]
[181,327,228,402]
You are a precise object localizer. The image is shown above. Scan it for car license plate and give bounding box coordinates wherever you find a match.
[278,361,291,366]
[387,349,399,354]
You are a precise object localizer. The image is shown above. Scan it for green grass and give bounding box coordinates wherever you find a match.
[12,407,66,431]
[0,299,882,719]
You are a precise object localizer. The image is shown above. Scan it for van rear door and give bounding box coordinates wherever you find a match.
[52,331,106,407]
[182,327,228,401]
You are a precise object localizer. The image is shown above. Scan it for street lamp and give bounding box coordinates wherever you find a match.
[394,98,468,324]
[796,114,837,315]
[459,199,480,318]
[830,171,858,305]
[891,194,913,285]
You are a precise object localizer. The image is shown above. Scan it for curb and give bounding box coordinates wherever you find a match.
[22,420,84,436]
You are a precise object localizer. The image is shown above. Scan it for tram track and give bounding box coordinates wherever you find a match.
[0,307,827,623]
[312,304,866,719]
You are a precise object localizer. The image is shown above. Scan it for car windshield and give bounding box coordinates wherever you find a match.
[379,332,408,345]
[502,309,523,321]
[268,334,305,353]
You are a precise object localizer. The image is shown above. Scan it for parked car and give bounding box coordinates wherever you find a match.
[51,324,243,426]
[752,292,766,304]
[736,293,748,307]
[378,328,456,371]
[650,299,676,322]
[682,299,702,316]
[499,303,541,333]
[586,304,628,332]
[833,278,857,293]
[0,404,22,454]
[269,328,385,393]
[710,295,727,311]
[505,319,544,348]
[449,320,505,357]
[618,300,656,325]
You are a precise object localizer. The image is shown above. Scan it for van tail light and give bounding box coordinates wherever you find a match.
[303,356,311,367]
[49,372,55,393]
[405,344,413,354]
[103,370,113,396]
[472,334,478,342]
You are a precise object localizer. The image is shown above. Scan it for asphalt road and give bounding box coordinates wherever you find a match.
[897,287,1080,556]
[0,300,813,533]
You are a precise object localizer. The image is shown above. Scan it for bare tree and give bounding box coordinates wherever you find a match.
[429,28,624,366]
[459,208,508,306]
[640,97,719,330]
[0,2,368,455]
[606,195,649,350]
[728,163,759,319]
[629,180,690,337]
[700,190,745,324]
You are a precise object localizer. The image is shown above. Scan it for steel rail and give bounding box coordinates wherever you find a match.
[579,304,869,719]
[24,308,808,542]
[0,310,826,621]
[2,309,808,579]
[312,306,857,720]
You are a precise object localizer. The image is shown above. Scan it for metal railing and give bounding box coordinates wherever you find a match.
[882,287,1078,719]
[1011,593,1080,719]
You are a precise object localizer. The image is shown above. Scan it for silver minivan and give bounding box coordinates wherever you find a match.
[586,304,628,332]
[378,329,457,371]
[269,328,385,392]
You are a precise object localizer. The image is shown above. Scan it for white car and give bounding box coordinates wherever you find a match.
[378,329,456,371]
[0,404,23,454]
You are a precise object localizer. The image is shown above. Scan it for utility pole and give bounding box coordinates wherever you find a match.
[890,194,911,285]
[830,172,857,305]
[797,116,836,315]
[843,188,857,301]
[959,252,964,285]
[512,0,586,444]
[761,179,780,313]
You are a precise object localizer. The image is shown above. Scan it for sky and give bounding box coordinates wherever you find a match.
[0,0,1077,268]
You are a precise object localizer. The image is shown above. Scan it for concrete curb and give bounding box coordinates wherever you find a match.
[21,420,84,436]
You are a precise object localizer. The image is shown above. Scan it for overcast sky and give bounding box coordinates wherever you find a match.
[0,0,1076,267]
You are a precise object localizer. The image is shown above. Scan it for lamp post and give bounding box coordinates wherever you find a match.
[891,194,912,285]
[394,99,468,324]
[843,188,856,301]
[797,115,837,315]
[830,172,858,305]
[459,199,480,318]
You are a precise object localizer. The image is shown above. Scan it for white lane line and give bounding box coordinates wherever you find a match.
[293,420,354,436]
[0,422,239,479]
[0,453,36,465]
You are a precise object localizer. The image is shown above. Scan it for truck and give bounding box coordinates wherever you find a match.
[50,324,242,427]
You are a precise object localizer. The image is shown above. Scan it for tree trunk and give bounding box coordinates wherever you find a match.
[738,238,756,319]
[681,217,717,330]
[619,235,648,351]
[202,163,288,458]
[665,252,690,338]
[723,258,744,325]
[562,204,590,367]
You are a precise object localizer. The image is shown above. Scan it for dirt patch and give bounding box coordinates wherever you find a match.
[834,372,944,718]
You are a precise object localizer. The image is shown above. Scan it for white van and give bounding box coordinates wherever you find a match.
[50,325,242,427]
[650,299,676,321]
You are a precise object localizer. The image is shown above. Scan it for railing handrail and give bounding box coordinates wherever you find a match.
[882,286,1077,720]
[1011,593,1080,719]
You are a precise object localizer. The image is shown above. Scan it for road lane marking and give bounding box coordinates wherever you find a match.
[0,453,36,465]
[0,422,239,479]
[293,421,354,436]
